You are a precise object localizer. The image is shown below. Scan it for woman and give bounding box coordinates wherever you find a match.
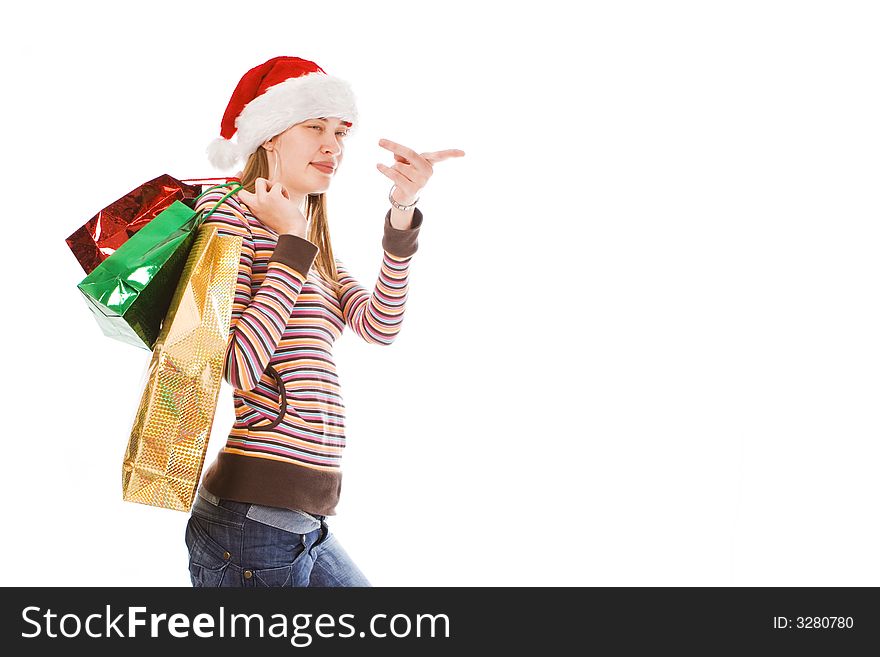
[184,56,464,587]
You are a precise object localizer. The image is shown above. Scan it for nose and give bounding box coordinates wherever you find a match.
[321,132,342,157]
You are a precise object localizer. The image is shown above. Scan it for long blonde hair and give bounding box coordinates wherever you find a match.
[237,142,342,293]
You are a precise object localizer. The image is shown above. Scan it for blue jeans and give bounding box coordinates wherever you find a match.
[185,488,371,587]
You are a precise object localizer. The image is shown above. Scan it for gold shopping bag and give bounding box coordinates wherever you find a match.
[122,223,243,512]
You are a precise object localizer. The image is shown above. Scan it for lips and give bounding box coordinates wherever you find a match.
[311,162,335,173]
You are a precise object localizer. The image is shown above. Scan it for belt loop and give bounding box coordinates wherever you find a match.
[198,487,221,506]
[314,520,330,549]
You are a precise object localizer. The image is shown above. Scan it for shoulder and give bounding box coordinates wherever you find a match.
[194,187,250,217]
[195,188,253,238]
[332,257,362,286]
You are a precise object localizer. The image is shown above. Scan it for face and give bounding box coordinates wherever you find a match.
[263,117,350,196]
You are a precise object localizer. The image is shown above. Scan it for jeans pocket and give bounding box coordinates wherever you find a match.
[240,518,309,583]
[185,515,236,587]
[189,554,229,588]
[252,564,295,587]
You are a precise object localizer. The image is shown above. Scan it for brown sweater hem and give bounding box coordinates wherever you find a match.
[201,451,342,516]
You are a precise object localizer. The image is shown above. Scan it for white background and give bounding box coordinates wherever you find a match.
[1,0,878,586]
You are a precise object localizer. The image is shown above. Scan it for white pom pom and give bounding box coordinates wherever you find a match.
[206,137,240,170]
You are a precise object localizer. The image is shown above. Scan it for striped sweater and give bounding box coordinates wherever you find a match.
[194,188,423,516]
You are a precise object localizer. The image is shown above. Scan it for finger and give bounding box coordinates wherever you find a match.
[255,178,268,195]
[379,140,435,178]
[422,149,466,164]
[389,162,417,185]
[270,183,290,200]
[391,154,431,179]
[398,149,437,177]
[379,138,425,166]
[376,163,418,192]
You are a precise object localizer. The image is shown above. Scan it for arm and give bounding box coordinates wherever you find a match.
[195,191,319,390]
[335,207,424,345]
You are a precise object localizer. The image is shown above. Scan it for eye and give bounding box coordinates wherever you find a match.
[310,125,348,138]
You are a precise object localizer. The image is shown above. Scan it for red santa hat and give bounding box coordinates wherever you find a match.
[206,56,358,170]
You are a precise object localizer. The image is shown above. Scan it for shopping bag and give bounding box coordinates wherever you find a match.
[76,182,241,350]
[121,220,244,512]
[66,174,203,275]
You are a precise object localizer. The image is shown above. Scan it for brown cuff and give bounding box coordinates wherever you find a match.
[382,207,424,258]
[270,233,320,276]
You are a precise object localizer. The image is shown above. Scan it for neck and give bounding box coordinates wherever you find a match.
[268,152,309,217]
[269,176,308,216]
[288,190,308,216]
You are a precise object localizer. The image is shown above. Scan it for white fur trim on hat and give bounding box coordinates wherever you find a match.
[206,72,358,170]
[206,136,242,170]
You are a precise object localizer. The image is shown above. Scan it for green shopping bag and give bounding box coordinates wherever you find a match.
[77,181,243,351]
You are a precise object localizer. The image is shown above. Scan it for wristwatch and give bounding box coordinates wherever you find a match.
[389,185,419,212]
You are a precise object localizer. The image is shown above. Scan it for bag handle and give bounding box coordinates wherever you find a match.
[192,181,244,223]
[180,177,241,185]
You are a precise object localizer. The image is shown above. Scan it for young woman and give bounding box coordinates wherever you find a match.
[184,56,464,587]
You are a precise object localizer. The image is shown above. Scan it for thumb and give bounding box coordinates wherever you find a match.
[271,183,290,199]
